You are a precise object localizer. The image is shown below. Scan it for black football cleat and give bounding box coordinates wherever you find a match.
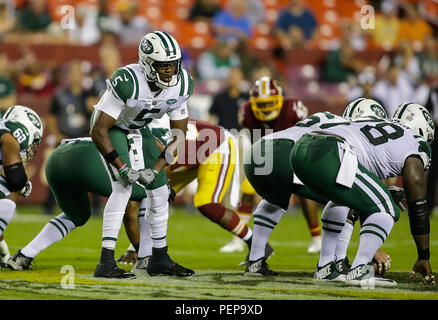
[335,257,351,275]
[94,262,136,279]
[147,246,195,277]
[6,251,34,271]
[245,257,279,276]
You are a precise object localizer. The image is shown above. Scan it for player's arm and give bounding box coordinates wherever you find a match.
[0,132,28,193]
[402,155,435,283]
[154,118,188,172]
[90,110,125,171]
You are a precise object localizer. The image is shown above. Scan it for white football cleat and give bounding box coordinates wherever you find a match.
[219,237,245,253]
[0,239,11,265]
[346,264,397,287]
[307,235,322,253]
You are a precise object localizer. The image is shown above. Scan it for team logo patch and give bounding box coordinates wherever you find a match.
[26,112,42,129]
[422,110,435,129]
[370,104,386,118]
[166,99,177,105]
[141,39,154,54]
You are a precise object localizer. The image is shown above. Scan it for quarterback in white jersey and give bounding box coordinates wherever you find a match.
[291,102,435,286]
[90,31,194,279]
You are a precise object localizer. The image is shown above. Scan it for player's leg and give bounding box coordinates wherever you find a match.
[194,137,253,251]
[299,196,322,253]
[117,201,140,265]
[0,182,16,266]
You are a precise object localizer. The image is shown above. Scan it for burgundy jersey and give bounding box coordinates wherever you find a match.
[238,98,308,136]
[171,119,225,170]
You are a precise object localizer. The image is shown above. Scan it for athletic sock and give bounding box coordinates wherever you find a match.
[0,199,16,236]
[225,210,253,241]
[237,203,252,225]
[318,203,349,267]
[146,186,169,249]
[334,221,354,261]
[249,200,285,261]
[351,212,394,268]
[21,213,76,258]
[138,198,152,258]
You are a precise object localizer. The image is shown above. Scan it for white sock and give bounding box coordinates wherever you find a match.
[21,213,76,258]
[138,198,152,257]
[146,186,169,249]
[101,182,132,250]
[351,212,394,268]
[318,202,349,267]
[249,200,285,261]
[334,221,354,261]
[0,199,16,236]
[0,239,11,262]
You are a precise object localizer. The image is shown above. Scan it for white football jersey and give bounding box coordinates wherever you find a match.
[263,111,345,141]
[94,63,192,130]
[314,117,432,179]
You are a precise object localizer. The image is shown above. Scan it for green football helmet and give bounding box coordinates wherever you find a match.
[3,105,43,162]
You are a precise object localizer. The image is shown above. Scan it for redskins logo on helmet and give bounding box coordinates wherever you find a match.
[249,77,284,122]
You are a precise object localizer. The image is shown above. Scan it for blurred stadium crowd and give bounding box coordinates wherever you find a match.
[1,0,438,213]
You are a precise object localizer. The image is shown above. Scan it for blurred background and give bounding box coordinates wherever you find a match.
[1,0,438,214]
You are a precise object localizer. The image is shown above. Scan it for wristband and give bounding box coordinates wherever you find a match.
[407,198,430,235]
[417,248,430,260]
[104,149,119,163]
[118,163,128,174]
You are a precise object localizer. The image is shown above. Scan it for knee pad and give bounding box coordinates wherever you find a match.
[197,203,226,223]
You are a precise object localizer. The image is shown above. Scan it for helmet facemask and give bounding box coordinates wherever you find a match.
[250,77,284,122]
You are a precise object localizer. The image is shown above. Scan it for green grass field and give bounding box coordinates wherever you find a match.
[1,205,437,300]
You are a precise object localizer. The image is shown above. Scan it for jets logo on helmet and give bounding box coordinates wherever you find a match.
[392,102,435,144]
[343,98,387,120]
[249,77,284,122]
[3,105,43,162]
[138,31,182,89]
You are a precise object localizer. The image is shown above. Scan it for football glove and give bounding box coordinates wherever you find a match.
[118,166,140,185]
[168,181,176,203]
[387,185,406,211]
[138,168,159,187]
[18,181,32,197]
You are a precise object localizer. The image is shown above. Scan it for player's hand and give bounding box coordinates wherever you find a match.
[372,249,391,276]
[116,250,138,265]
[168,182,176,203]
[138,168,158,186]
[118,165,140,184]
[18,181,32,197]
[387,185,406,211]
[409,259,436,285]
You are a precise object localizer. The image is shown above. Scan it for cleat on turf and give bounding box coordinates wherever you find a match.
[239,242,275,266]
[219,237,245,253]
[245,257,279,276]
[307,236,322,253]
[335,257,351,274]
[147,246,195,277]
[0,240,11,265]
[131,256,151,275]
[94,262,136,279]
[345,264,397,287]
[6,251,34,271]
[313,261,347,282]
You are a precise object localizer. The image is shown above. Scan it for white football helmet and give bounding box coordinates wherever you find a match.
[392,102,435,144]
[343,98,387,120]
[138,31,182,89]
[3,105,43,162]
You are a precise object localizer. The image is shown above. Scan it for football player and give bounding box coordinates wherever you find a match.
[230,76,322,254]
[117,115,274,272]
[6,137,152,272]
[0,105,43,267]
[291,103,435,286]
[243,98,392,277]
[89,31,193,278]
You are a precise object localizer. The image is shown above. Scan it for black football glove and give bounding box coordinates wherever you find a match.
[387,185,406,211]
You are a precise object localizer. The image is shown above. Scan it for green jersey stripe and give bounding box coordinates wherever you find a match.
[187,72,194,96]
[49,221,65,238]
[179,70,186,96]
[124,67,139,100]
[356,173,392,215]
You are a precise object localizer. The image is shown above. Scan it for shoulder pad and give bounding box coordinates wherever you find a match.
[179,69,194,97]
